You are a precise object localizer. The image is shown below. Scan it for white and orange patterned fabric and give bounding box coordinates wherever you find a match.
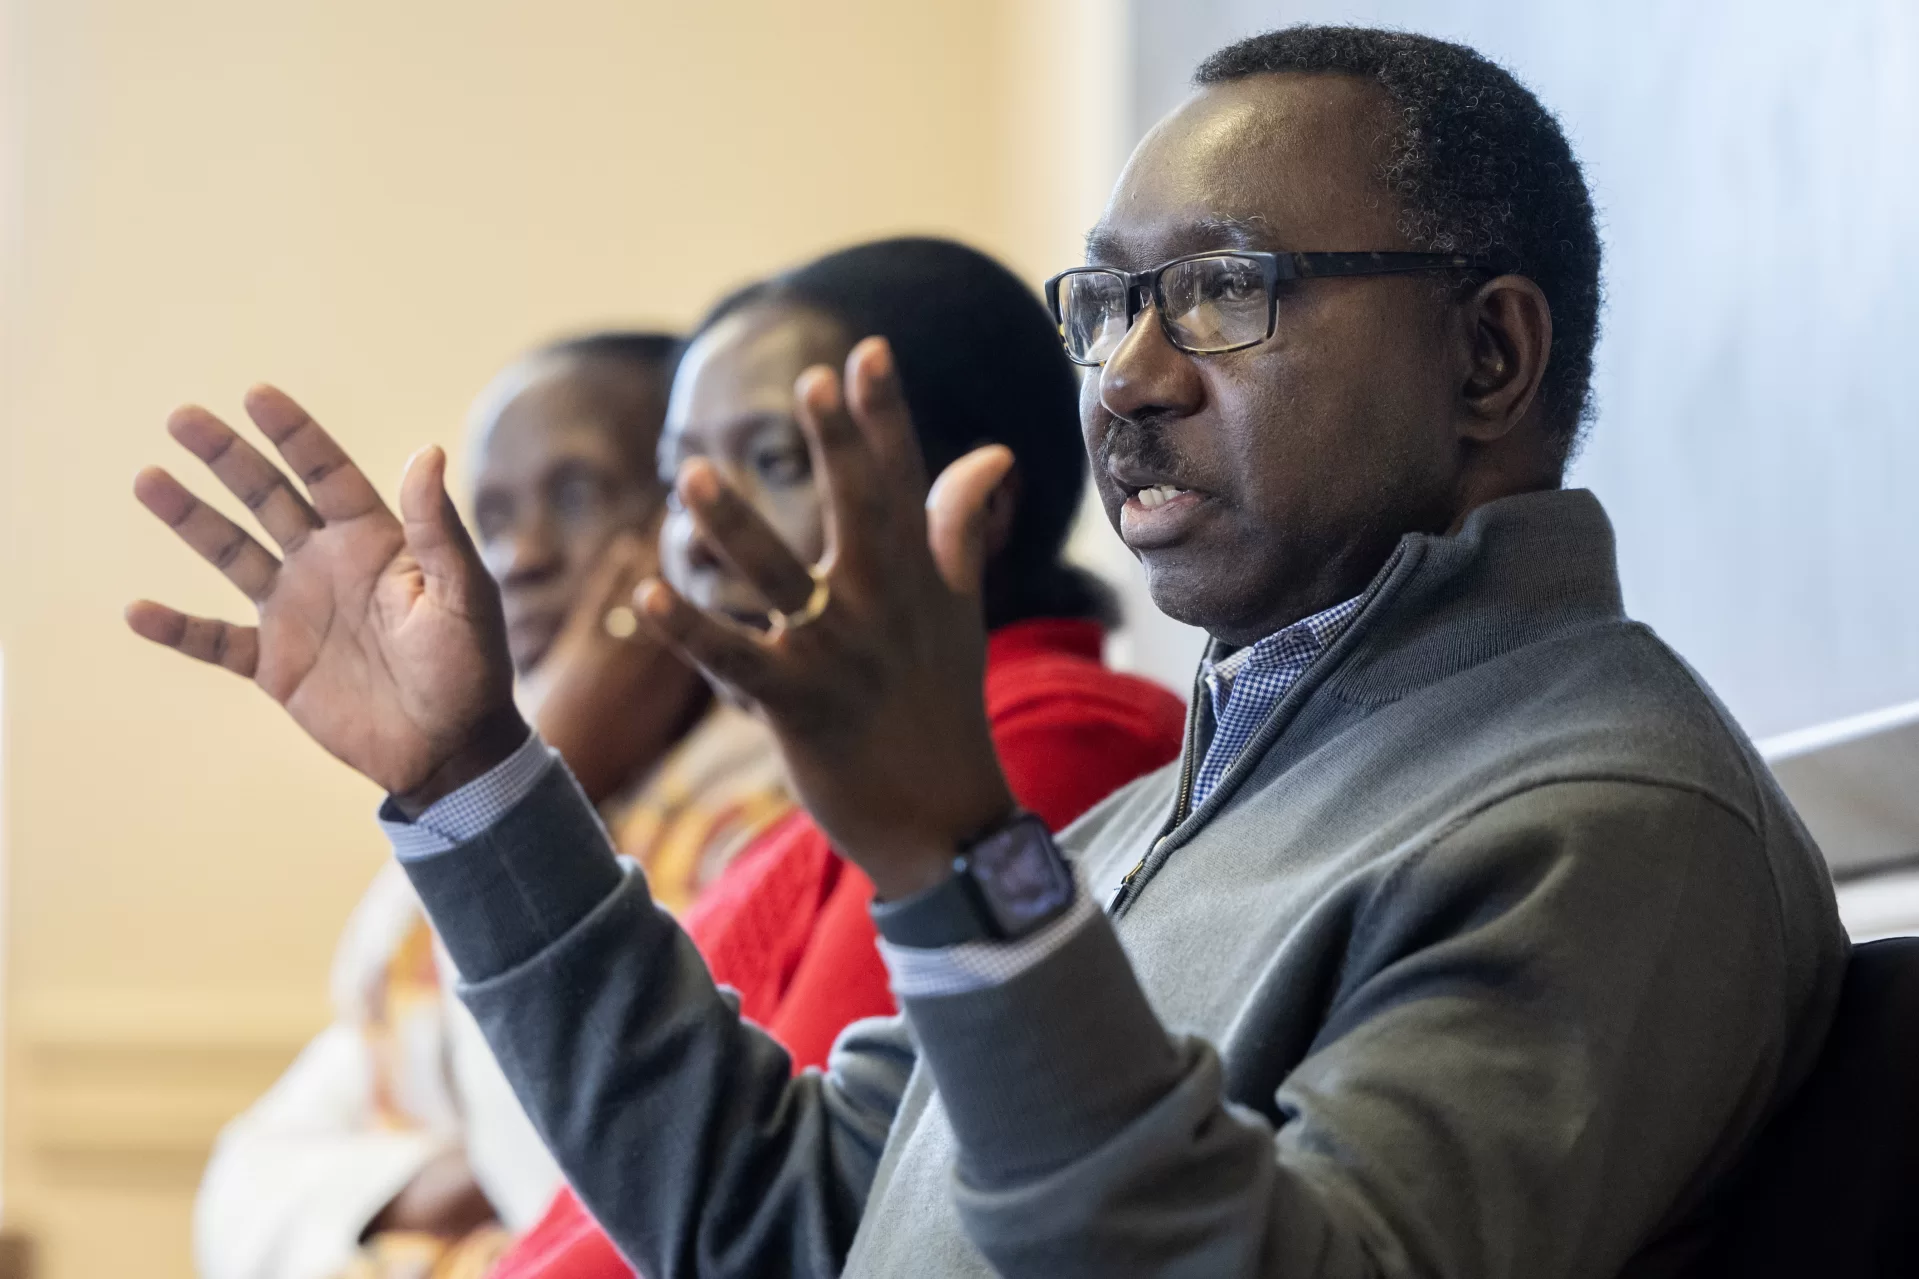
[195,704,791,1279]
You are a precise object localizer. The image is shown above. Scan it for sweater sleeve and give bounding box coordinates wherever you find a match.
[399,758,916,1279]
[898,780,1812,1279]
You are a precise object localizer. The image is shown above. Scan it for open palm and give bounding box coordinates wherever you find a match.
[127,386,519,802]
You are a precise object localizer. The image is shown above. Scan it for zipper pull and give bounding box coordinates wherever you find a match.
[1108,838,1168,913]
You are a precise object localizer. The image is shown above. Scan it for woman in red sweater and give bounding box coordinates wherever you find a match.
[489,239,1186,1279]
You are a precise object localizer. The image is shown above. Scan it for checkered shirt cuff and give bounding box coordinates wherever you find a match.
[876,886,1098,999]
[378,730,555,862]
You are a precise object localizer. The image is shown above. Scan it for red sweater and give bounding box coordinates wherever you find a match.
[488,619,1186,1279]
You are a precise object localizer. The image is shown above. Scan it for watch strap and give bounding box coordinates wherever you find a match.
[871,812,1071,948]
[870,862,996,948]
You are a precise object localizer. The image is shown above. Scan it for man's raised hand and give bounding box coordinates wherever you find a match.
[127,386,524,810]
[635,338,1020,901]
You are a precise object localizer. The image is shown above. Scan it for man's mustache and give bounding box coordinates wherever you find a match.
[1096,415,1187,481]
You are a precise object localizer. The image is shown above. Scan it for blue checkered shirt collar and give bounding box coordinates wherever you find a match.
[1190,595,1366,812]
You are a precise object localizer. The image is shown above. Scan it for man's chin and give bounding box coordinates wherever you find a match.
[1139,557,1224,628]
[1138,553,1276,646]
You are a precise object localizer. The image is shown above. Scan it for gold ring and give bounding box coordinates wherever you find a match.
[766,565,831,638]
[602,604,640,640]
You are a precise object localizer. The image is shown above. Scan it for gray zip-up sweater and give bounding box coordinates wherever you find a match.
[403,488,1846,1278]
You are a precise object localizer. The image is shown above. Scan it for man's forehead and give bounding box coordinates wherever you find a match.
[1086,73,1401,267]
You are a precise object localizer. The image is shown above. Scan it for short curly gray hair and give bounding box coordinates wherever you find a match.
[1197,26,1603,464]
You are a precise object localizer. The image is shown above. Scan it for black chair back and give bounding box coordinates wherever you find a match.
[1696,936,1919,1277]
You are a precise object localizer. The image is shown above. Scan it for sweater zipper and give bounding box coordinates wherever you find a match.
[1103,539,1415,917]
[1109,662,1206,913]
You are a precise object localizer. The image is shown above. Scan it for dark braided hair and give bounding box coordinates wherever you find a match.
[696,237,1115,629]
[1197,26,1603,463]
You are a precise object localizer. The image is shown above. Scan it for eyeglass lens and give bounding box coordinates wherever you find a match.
[1058,254,1272,364]
[1058,271,1132,365]
[1162,255,1269,354]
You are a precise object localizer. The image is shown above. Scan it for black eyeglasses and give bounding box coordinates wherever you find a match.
[1043,250,1504,366]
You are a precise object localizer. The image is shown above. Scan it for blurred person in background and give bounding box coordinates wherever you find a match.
[193,333,794,1279]
[487,237,1187,1279]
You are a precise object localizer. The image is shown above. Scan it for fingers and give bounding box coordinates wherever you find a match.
[166,406,323,552]
[844,338,930,493]
[124,600,260,677]
[793,363,882,569]
[633,578,780,700]
[926,445,1015,597]
[243,384,387,523]
[398,446,485,608]
[677,459,817,614]
[133,466,283,601]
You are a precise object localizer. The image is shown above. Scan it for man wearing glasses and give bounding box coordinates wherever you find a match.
[131,26,1844,1279]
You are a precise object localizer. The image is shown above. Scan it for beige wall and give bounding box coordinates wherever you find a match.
[0,1,1127,1274]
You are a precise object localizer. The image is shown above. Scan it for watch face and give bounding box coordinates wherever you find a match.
[970,820,1076,934]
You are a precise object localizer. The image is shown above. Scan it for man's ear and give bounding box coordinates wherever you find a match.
[1458,273,1554,442]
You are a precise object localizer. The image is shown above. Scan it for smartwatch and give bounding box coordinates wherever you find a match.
[871,812,1076,948]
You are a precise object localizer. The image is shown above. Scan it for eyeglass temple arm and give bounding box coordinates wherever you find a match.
[1285,251,1505,279]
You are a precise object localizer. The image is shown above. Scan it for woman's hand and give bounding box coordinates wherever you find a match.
[126,386,525,811]
[635,338,1019,901]
[517,530,712,804]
